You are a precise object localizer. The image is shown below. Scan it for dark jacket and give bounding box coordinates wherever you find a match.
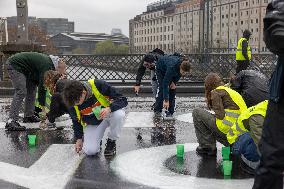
[8,52,55,106]
[242,38,249,61]
[231,70,269,107]
[156,55,182,100]
[135,52,162,86]
[69,80,128,140]
[270,56,284,103]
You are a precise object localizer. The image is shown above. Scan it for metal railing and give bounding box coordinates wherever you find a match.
[60,53,277,82]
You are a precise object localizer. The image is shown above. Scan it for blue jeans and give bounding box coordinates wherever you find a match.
[154,69,176,115]
[232,132,260,162]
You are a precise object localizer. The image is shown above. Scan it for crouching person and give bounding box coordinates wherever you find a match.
[62,79,127,156]
[227,100,268,174]
[193,73,247,155]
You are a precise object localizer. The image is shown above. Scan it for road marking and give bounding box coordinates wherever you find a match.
[111,143,254,189]
[0,144,84,189]
[124,112,155,128]
[176,113,193,123]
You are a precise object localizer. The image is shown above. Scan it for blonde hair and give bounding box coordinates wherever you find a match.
[44,70,62,94]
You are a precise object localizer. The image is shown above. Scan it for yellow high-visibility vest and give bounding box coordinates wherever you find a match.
[236,37,251,61]
[74,79,110,128]
[227,100,268,144]
[35,89,51,112]
[215,86,247,134]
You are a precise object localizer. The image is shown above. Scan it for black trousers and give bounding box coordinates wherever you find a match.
[236,60,250,74]
[252,98,284,189]
[46,93,68,123]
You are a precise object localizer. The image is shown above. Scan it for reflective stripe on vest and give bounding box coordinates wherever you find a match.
[226,100,268,144]
[236,37,251,61]
[215,86,247,134]
[35,89,51,112]
[74,79,110,128]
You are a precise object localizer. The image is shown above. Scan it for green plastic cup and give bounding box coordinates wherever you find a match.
[92,106,102,120]
[223,160,233,176]
[176,157,184,173]
[28,135,36,146]
[222,146,230,160]
[176,144,184,158]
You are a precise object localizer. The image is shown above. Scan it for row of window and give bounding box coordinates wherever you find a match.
[135,17,174,28]
[134,25,174,35]
[134,34,174,43]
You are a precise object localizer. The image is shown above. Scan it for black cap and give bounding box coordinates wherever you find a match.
[144,54,156,63]
[152,48,165,56]
[243,29,252,38]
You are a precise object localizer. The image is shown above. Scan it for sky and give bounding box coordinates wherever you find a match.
[0,0,155,36]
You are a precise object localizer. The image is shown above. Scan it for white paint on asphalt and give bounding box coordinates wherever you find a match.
[176,113,193,123]
[124,112,155,128]
[111,143,254,189]
[0,144,83,189]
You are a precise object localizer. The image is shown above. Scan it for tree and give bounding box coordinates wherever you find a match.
[72,48,85,54]
[93,40,129,54]
[116,44,129,54]
[93,40,116,54]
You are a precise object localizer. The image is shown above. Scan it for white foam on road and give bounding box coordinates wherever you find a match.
[124,112,155,128]
[111,143,254,189]
[0,144,84,189]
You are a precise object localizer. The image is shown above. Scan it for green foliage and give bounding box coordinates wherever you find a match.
[72,48,85,54]
[93,40,129,54]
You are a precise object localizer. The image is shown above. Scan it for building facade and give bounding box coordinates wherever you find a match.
[6,16,74,37]
[50,32,129,54]
[130,0,270,54]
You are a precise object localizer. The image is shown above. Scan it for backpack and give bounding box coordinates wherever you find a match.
[263,0,284,55]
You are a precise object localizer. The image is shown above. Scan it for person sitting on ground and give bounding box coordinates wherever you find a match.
[227,100,268,174]
[5,52,66,131]
[192,73,247,156]
[154,53,191,120]
[62,79,128,156]
[41,70,70,129]
[230,70,269,107]
[134,48,164,101]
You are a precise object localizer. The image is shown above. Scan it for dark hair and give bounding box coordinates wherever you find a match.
[152,48,164,55]
[204,73,224,109]
[62,80,84,107]
[180,60,191,72]
[144,54,156,63]
[243,29,252,38]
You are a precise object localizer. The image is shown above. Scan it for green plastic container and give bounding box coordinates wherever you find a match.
[176,156,184,173]
[176,144,184,158]
[28,135,36,146]
[92,106,102,120]
[222,146,230,160]
[223,160,233,176]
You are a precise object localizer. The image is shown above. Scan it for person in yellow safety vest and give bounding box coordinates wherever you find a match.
[192,73,247,156]
[226,100,268,174]
[236,29,252,74]
[34,55,67,119]
[62,79,128,156]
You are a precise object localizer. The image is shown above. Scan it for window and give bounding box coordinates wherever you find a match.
[241,21,243,25]
[256,19,258,23]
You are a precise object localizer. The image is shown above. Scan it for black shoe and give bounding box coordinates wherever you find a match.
[5,120,26,131]
[240,157,256,175]
[104,138,116,156]
[196,146,217,156]
[23,115,41,123]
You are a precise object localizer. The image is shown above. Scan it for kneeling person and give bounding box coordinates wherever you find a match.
[63,79,127,156]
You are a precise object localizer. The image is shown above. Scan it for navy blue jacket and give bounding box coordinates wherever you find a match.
[156,55,181,100]
[69,80,128,140]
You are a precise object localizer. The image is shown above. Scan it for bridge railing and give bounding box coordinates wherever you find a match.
[60,53,277,82]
